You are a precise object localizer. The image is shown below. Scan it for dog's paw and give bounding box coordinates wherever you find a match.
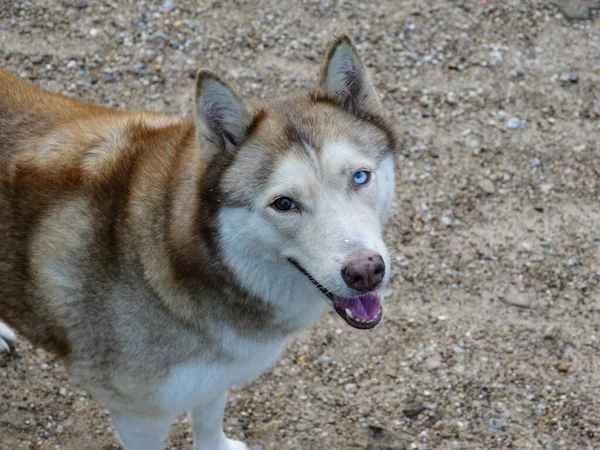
[199,438,248,450]
[0,321,17,355]
[221,439,249,450]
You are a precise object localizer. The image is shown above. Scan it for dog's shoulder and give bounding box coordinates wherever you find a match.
[0,68,191,171]
[5,101,192,196]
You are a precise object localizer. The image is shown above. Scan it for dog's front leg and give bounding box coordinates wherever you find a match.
[190,391,248,450]
[110,410,173,450]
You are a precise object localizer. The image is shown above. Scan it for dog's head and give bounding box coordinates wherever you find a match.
[195,35,396,330]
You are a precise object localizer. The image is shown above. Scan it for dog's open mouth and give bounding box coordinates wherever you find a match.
[289,259,382,330]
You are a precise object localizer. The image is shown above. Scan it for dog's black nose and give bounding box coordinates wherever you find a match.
[341,251,385,292]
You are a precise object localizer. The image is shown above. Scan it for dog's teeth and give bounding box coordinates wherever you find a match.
[345,308,354,320]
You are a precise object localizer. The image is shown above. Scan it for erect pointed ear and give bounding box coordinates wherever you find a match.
[315,34,382,117]
[195,70,255,161]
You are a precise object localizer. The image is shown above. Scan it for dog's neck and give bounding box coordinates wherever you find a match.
[133,126,323,339]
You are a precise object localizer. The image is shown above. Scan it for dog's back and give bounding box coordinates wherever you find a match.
[0,69,106,154]
[0,70,193,359]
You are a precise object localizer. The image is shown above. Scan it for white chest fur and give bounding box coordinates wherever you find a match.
[157,327,289,414]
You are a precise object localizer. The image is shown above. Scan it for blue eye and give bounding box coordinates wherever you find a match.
[353,170,370,187]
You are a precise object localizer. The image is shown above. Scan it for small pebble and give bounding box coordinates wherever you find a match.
[478,178,496,195]
[163,0,175,12]
[509,69,523,79]
[403,402,426,419]
[503,287,534,308]
[149,32,167,42]
[490,418,504,430]
[425,356,442,371]
[344,383,358,393]
[542,325,558,340]
[507,118,522,130]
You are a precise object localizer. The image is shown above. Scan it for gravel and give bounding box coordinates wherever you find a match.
[1,1,600,450]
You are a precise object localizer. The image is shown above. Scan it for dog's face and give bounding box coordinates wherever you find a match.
[195,35,396,330]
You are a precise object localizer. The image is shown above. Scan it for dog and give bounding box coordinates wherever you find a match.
[0,34,397,450]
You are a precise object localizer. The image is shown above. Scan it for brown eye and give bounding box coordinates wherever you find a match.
[272,197,297,211]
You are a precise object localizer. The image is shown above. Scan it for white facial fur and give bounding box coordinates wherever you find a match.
[218,139,395,322]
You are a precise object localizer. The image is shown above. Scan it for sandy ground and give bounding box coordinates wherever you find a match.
[1,1,599,449]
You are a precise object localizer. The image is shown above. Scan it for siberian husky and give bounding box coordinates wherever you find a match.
[0,34,397,449]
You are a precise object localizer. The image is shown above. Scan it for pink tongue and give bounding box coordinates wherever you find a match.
[333,292,381,320]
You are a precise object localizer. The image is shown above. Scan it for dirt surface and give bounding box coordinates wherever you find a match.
[1,1,600,449]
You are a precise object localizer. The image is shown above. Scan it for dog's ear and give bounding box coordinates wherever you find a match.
[195,70,255,161]
[314,34,382,117]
